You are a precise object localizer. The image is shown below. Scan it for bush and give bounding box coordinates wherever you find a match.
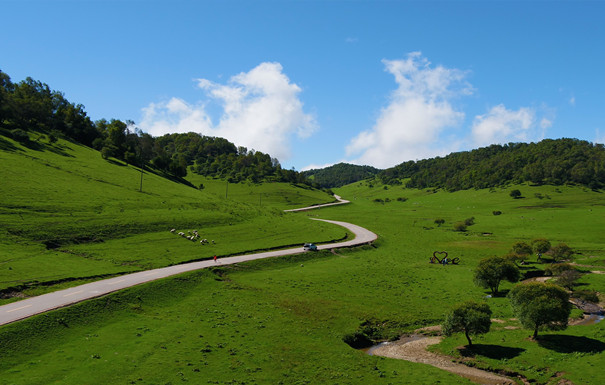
[396,197,408,202]
[434,218,445,227]
[10,129,30,143]
[453,222,467,232]
[551,243,574,261]
[511,241,533,256]
[544,263,574,276]
[510,189,522,199]
[492,210,502,216]
[572,290,600,303]
[464,217,475,226]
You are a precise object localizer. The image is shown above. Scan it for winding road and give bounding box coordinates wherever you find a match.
[0,197,376,326]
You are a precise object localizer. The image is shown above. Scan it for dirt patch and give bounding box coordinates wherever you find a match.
[372,335,516,385]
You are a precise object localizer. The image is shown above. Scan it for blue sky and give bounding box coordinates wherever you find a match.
[3,1,604,170]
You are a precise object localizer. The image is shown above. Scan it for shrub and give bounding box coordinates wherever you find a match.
[396,197,408,202]
[544,263,574,276]
[572,290,600,303]
[434,218,445,227]
[511,241,533,256]
[492,210,502,216]
[555,269,582,290]
[464,217,475,226]
[11,129,30,143]
[551,243,574,261]
[510,189,522,199]
[453,222,467,232]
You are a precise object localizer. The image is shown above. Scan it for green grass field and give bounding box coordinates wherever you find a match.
[0,135,341,301]
[1,134,605,384]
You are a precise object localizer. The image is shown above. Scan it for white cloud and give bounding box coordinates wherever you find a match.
[471,104,537,146]
[569,96,576,106]
[139,62,316,161]
[345,52,471,168]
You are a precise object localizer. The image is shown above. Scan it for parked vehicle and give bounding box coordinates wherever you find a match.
[303,243,318,251]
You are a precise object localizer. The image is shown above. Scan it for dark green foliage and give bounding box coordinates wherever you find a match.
[453,222,467,232]
[531,238,551,255]
[510,189,522,199]
[443,301,492,346]
[511,241,533,256]
[434,218,445,226]
[554,269,582,290]
[302,162,381,188]
[473,256,520,296]
[551,243,574,262]
[572,290,599,303]
[508,282,572,339]
[544,263,574,276]
[464,217,475,226]
[492,210,502,215]
[377,139,605,191]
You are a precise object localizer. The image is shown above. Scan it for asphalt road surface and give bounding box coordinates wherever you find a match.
[0,200,376,326]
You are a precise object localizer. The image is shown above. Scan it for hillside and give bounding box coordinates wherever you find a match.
[378,138,605,191]
[0,70,319,187]
[303,162,381,188]
[0,133,340,299]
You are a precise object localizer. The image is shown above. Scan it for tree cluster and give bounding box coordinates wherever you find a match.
[378,139,605,191]
[302,163,381,188]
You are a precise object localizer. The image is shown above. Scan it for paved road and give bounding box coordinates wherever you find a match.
[0,200,376,326]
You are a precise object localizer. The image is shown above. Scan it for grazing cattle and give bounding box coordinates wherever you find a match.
[170,229,176,233]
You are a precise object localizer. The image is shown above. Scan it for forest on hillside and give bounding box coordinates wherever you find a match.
[0,70,312,186]
[303,163,381,188]
[378,139,605,191]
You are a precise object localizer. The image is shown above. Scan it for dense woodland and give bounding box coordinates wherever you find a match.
[303,162,381,188]
[0,70,312,186]
[378,139,605,191]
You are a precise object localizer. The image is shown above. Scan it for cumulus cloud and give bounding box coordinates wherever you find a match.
[345,52,472,168]
[139,62,316,161]
[471,104,538,146]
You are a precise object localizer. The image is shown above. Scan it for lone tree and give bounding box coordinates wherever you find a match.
[508,282,572,339]
[443,301,492,347]
[473,256,520,296]
[510,189,522,199]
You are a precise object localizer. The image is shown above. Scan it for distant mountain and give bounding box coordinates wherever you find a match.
[378,138,605,191]
[303,163,381,188]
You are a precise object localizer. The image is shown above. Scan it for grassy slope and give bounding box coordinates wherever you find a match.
[0,135,341,300]
[2,143,605,384]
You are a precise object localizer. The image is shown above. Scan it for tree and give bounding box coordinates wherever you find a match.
[511,241,533,256]
[555,269,582,290]
[443,301,492,346]
[434,218,445,227]
[453,222,467,232]
[473,256,520,296]
[551,243,574,262]
[510,189,522,199]
[508,282,572,339]
[531,238,551,257]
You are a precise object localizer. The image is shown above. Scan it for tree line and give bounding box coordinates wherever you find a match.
[378,139,605,191]
[0,70,314,186]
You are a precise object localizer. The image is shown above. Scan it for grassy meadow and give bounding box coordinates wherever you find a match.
[0,135,341,302]
[2,134,605,384]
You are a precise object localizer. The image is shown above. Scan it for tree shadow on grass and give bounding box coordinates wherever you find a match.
[538,335,605,353]
[459,344,525,359]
